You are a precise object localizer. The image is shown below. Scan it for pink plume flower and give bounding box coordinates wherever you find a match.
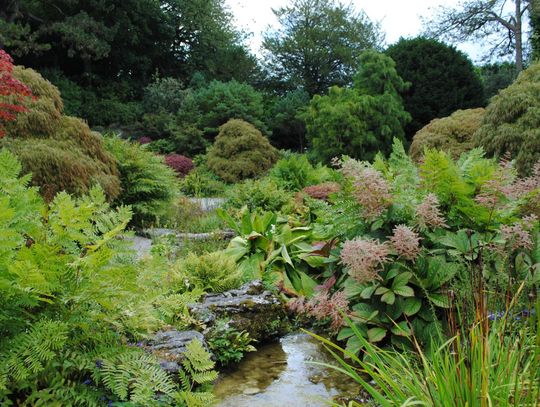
[416,193,448,230]
[340,238,390,283]
[389,225,421,261]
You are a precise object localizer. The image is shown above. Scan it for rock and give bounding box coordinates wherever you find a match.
[242,387,261,395]
[147,329,208,374]
[189,280,289,342]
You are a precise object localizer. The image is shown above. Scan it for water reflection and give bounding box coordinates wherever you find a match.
[214,333,358,407]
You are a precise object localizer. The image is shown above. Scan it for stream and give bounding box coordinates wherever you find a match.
[214,332,361,407]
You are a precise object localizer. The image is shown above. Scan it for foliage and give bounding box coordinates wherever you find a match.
[302,50,410,162]
[270,152,330,191]
[301,182,341,201]
[0,149,206,405]
[207,320,256,366]
[478,62,518,100]
[0,65,120,201]
[180,166,227,197]
[143,77,186,114]
[533,0,540,59]
[473,62,540,175]
[165,154,194,177]
[310,310,539,407]
[422,0,531,71]
[262,0,384,95]
[225,178,292,213]
[186,80,268,140]
[104,135,179,227]
[267,89,310,150]
[409,108,485,161]
[386,37,485,139]
[0,50,32,137]
[207,119,278,183]
[176,251,243,293]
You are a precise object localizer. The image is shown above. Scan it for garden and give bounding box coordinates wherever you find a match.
[1,0,539,406]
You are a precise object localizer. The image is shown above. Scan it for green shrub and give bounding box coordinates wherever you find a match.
[270,152,330,191]
[473,62,540,175]
[180,163,226,197]
[176,251,243,293]
[409,108,485,161]
[207,320,256,366]
[143,77,186,114]
[267,89,310,151]
[104,135,179,227]
[207,119,278,183]
[225,178,292,213]
[0,66,120,202]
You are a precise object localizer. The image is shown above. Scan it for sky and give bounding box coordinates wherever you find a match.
[225,0,482,61]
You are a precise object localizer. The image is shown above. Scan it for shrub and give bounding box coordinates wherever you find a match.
[409,108,485,161]
[207,119,278,183]
[473,62,540,175]
[386,37,485,139]
[165,154,194,177]
[104,135,179,227]
[0,65,120,201]
[270,152,327,191]
[142,77,186,114]
[207,320,256,366]
[180,166,227,197]
[225,178,292,213]
[267,89,310,150]
[301,182,341,201]
[137,136,153,144]
[176,251,243,293]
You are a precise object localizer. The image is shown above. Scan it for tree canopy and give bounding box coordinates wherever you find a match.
[386,37,485,139]
[262,0,384,96]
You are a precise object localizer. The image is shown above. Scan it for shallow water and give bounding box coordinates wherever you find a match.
[214,332,360,407]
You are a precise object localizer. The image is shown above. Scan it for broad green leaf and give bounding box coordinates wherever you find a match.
[381,290,396,304]
[428,292,450,308]
[391,321,412,337]
[360,285,377,299]
[393,285,414,297]
[375,286,389,295]
[367,327,387,343]
[391,272,412,289]
[403,297,422,316]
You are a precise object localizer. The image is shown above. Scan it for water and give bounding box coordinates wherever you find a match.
[214,332,360,407]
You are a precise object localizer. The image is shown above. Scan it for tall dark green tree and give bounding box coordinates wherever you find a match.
[267,89,310,151]
[386,37,485,140]
[302,51,410,163]
[262,0,383,96]
[532,0,540,59]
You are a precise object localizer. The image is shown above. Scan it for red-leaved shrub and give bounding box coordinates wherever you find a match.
[301,182,340,201]
[137,136,152,144]
[164,153,194,177]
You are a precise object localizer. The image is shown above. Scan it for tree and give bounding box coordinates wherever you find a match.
[386,37,485,139]
[302,51,410,163]
[477,61,518,99]
[423,0,533,72]
[267,89,310,151]
[473,62,540,175]
[0,50,32,137]
[532,0,540,59]
[262,0,383,96]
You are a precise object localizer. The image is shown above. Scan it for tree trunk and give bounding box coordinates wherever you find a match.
[516,0,524,72]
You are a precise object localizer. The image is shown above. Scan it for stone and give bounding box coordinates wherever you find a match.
[189,280,289,342]
[146,329,208,374]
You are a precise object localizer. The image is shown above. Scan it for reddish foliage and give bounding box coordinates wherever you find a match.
[0,50,33,137]
[301,182,340,201]
[137,136,152,144]
[164,153,194,177]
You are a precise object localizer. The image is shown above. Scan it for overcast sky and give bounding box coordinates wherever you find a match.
[225,0,482,61]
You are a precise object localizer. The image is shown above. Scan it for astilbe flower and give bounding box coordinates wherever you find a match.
[389,225,421,261]
[415,193,448,229]
[500,215,537,251]
[340,238,390,283]
[502,162,540,200]
[288,289,348,331]
[341,160,391,220]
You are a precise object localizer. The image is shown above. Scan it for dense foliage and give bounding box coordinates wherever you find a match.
[0,150,216,406]
[0,64,120,201]
[207,119,278,183]
[303,51,410,162]
[165,154,194,177]
[386,37,485,139]
[473,62,540,175]
[409,108,485,161]
[104,135,179,227]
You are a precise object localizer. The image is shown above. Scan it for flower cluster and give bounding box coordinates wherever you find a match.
[287,289,349,331]
[500,215,537,251]
[340,237,390,283]
[389,225,421,261]
[502,162,540,200]
[341,160,392,220]
[416,193,448,229]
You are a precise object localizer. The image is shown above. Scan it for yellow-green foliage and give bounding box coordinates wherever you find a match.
[473,62,540,175]
[0,65,120,201]
[176,251,243,293]
[409,108,485,161]
[207,119,278,183]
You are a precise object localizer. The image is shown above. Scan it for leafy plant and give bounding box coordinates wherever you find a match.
[225,177,292,214]
[270,152,331,191]
[207,320,256,366]
[165,154,194,177]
